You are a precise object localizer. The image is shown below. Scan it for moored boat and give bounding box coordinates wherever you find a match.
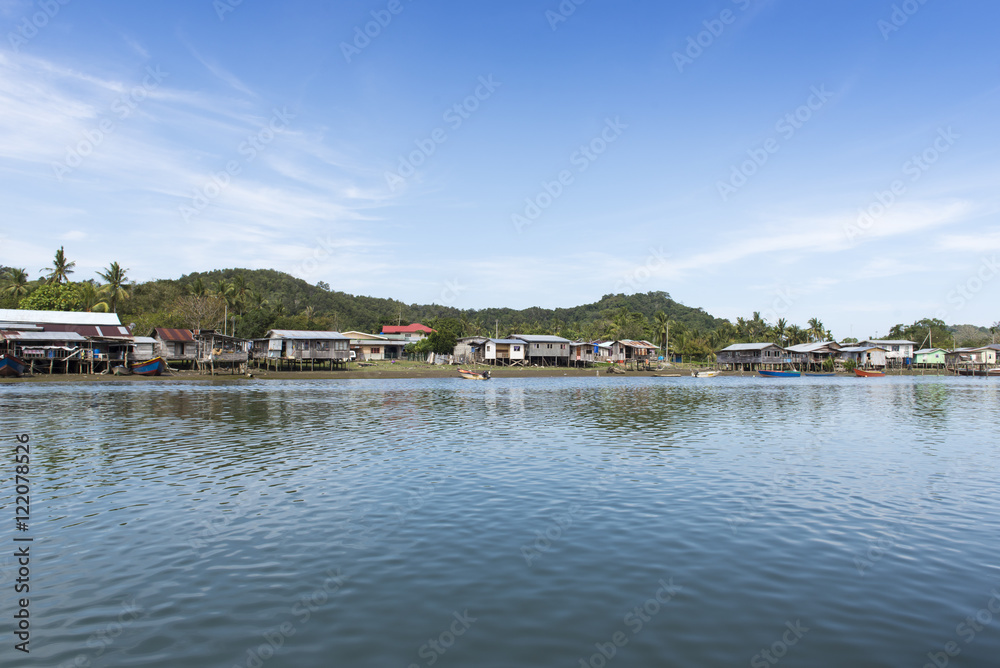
[0,354,26,378]
[854,368,885,377]
[693,370,720,378]
[758,370,800,378]
[129,356,166,376]
[458,368,490,380]
[954,368,1000,377]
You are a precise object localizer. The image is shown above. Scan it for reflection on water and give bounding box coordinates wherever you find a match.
[2,376,999,667]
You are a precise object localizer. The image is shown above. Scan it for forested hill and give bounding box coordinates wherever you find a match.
[121,268,726,339]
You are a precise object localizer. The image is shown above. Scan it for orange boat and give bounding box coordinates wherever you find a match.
[854,368,885,377]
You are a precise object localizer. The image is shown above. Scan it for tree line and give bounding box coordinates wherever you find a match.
[2,249,997,359]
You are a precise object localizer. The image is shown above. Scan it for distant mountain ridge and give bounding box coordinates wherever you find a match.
[162,268,726,336]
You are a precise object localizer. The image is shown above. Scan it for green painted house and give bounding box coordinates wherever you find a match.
[914,348,947,366]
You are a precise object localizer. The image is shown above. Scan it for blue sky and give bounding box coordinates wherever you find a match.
[1,0,998,338]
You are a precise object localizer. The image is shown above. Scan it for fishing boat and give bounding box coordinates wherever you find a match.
[693,370,720,378]
[758,370,800,378]
[954,368,1000,377]
[0,354,26,378]
[854,368,885,378]
[129,356,166,376]
[458,368,490,380]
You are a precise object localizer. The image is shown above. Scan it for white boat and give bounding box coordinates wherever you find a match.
[693,370,720,378]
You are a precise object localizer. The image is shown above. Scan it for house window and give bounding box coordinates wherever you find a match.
[513,346,520,352]
[560,344,565,349]
[892,345,899,352]
[370,347,381,354]
[547,344,552,349]
[314,341,330,352]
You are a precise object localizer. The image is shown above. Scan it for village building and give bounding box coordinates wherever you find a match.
[913,348,947,368]
[131,336,159,361]
[381,323,435,342]
[0,309,133,373]
[482,339,527,365]
[568,341,601,367]
[945,345,1000,372]
[511,334,571,366]
[255,329,351,370]
[716,343,792,371]
[837,345,888,369]
[342,331,405,361]
[784,341,842,370]
[453,336,489,365]
[194,330,250,373]
[609,340,660,365]
[150,328,199,367]
[859,340,917,367]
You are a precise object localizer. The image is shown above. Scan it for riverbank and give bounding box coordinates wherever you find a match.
[1,362,954,383]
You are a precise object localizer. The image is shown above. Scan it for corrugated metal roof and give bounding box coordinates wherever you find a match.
[0,309,123,326]
[267,329,349,340]
[489,339,524,344]
[153,328,195,342]
[785,341,837,353]
[0,330,87,341]
[132,337,158,344]
[861,339,917,345]
[719,343,780,351]
[511,334,571,343]
[839,346,885,353]
[914,348,945,355]
[381,323,435,334]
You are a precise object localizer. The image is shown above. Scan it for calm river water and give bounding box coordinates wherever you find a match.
[2,376,999,667]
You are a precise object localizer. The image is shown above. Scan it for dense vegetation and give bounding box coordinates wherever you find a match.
[3,250,998,360]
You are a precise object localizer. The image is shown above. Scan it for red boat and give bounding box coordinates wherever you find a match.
[854,368,885,377]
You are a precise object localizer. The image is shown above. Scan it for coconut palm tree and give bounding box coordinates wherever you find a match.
[96,262,129,312]
[807,317,826,342]
[42,246,75,284]
[786,325,808,346]
[77,282,110,312]
[187,277,208,297]
[772,318,788,346]
[1,267,30,300]
[652,311,670,353]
